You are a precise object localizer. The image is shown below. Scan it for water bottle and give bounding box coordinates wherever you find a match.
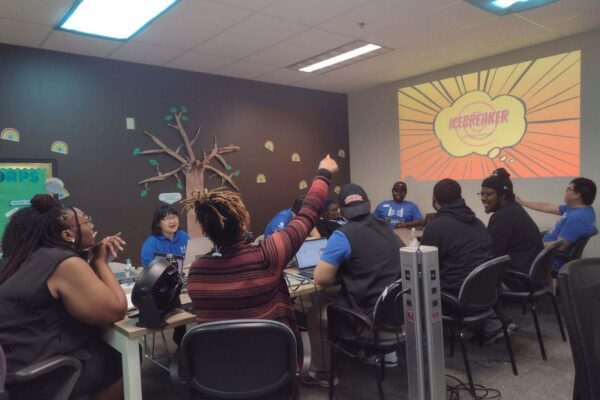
[124,258,132,279]
[409,228,419,247]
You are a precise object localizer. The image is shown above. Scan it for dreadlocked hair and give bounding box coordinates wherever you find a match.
[181,188,249,245]
[0,194,71,285]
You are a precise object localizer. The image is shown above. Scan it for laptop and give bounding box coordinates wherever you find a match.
[182,236,214,276]
[153,252,185,276]
[295,238,328,279]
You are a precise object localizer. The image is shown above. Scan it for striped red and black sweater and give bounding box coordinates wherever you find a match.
[188,172,330,350]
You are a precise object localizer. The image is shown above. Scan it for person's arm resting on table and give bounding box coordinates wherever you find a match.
[314,230,350,286]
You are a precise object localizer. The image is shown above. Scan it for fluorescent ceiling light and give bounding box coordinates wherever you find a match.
[493,0,527,8]
[59,0,179,40]
[464,0,557,15]
[299,44,382,73]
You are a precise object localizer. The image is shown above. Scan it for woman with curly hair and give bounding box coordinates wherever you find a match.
[0,194,127,400]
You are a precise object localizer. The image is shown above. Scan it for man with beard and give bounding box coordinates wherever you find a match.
[374,181,423,229]
[480,168,543,290]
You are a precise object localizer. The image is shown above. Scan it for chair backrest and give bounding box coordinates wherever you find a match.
[529,241,565,285]
[458,255,511,312]
[372,279,404,333]
[558,258,600,400]
[568,231,598,261]
[179,319,297,400]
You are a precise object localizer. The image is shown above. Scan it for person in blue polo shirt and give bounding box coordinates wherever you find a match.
[264,195,321,238]
[518,177,597,269]
[141,205,189,268]
[374,181,423,229]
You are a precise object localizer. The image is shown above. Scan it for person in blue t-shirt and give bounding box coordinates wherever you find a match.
[518,177,597,269]
[141,205,190,268]
[264,195,320,238]
[374,181,423,229]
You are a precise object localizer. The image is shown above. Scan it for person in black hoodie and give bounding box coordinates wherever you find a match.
[481,168,543,291]
[421,178,493,296]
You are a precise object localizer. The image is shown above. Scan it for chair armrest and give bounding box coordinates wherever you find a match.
[299,331,311,380]
[327,304,373,341]
[503,269,532,285]
[441,292,462,319]
[13,356,81,383]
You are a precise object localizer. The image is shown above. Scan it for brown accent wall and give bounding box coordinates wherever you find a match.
[0,44,350,265]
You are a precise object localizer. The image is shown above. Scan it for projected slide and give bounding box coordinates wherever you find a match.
[398,50,580,181]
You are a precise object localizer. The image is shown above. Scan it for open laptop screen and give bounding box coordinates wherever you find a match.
[295,238,327,270]
[153,252,185,275]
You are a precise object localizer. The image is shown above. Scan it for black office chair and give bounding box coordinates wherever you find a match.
[501,241,567,360]
[0,344,8,400]
[441,255,517,396]
[170,319,299,400]
[555,230,598,265]
[558,258,600,400]
[327,279,406,400]
[0,343,82,400]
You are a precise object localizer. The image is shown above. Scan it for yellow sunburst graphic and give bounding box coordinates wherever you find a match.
[398,50,580,180]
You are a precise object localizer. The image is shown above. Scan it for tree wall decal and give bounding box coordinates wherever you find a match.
[133,106,240,237]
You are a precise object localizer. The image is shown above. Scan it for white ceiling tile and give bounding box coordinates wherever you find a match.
[325,49,415,80]
[41,30,121,58]
[367,2,499,50]
[518,0,592,26]
[134,0,252,49]
[261,0,370,26]
[0,18,51,47]
[108,42,185,66]
[193,13,306,58]
[545,10,600,37]
[318,0,458,38]
[214,60,278,79]
[212,0,278,11]
[292,73,346,90]
[0,0,73,26]
[254,68,309,84]
[166,51,235,73]
[246,28,351,67]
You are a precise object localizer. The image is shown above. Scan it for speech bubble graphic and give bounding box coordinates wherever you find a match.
[434,91,526,158]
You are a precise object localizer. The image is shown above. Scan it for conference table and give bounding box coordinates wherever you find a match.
[395,227,424,247]
[102,268,321,400]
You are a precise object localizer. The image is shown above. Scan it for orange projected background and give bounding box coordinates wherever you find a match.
[398,50,580,181]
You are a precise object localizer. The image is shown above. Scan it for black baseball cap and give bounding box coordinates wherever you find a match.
[338,183,370,219]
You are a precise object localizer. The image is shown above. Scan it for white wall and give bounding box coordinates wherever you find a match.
[349,29,600,257]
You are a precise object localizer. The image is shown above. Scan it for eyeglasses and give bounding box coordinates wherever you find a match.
[68,214,92,229]
[478,191,496,197]
[161,215,179,222]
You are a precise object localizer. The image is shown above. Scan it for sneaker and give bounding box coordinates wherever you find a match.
[483,321,516,346]
[301,371,340,388]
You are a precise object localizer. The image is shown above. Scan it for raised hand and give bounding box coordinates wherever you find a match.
[318,154,339,175]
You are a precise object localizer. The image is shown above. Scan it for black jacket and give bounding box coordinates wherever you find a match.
[421,199,493,294]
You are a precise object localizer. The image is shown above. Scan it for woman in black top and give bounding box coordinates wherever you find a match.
[0,194,127,400]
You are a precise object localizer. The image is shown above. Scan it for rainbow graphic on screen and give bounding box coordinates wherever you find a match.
[398,50,580,180]
[1,128,20,142]
[50,141,69,155]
